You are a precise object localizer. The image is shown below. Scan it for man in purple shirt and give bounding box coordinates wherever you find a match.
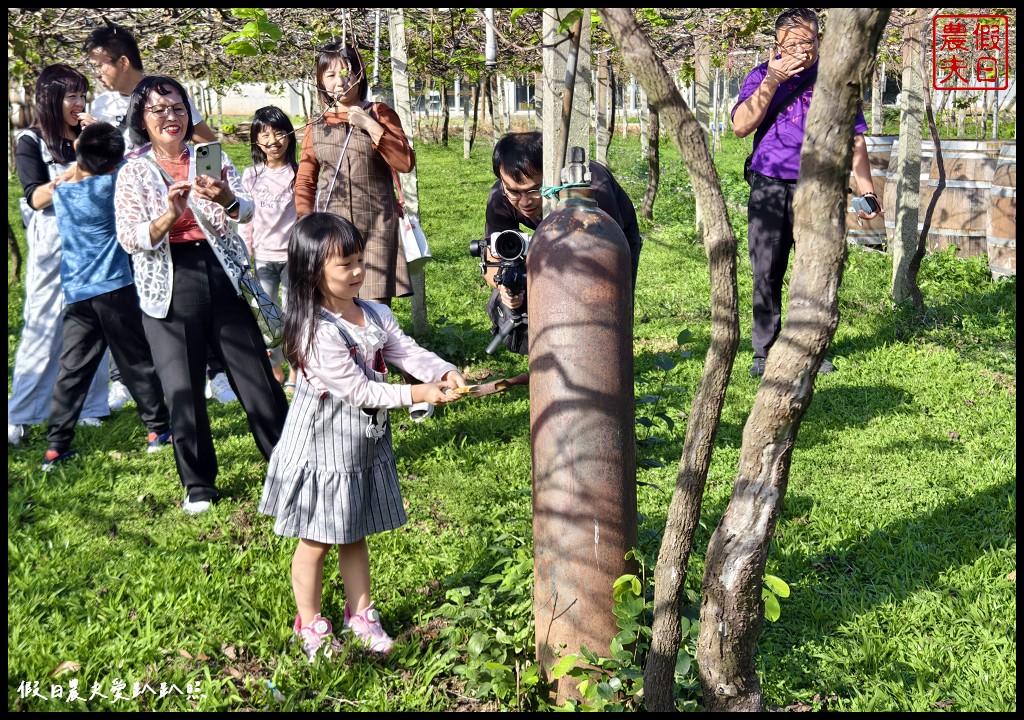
[732,7,880,378]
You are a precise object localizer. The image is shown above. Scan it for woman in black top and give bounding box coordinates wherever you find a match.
[9,64,110,447]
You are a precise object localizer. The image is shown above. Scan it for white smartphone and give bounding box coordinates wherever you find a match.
[194,141,222,178]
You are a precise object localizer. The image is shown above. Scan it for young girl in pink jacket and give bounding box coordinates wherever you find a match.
[259,213,466,661]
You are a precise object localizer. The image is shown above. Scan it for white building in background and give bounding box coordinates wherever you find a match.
[183,80,313,118]
[182,77,528,119]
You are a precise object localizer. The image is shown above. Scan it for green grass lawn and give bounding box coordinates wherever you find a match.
[7,131,1016,711]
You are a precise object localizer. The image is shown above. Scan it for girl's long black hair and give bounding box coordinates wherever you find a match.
[285,212,366,371]
[32,64,88,163]
[248,105,298,188]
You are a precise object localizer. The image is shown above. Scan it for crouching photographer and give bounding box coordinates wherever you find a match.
[470,229,531,355]
[479,132,643,356]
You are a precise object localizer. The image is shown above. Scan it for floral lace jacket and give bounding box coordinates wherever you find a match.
[114,147,254,319]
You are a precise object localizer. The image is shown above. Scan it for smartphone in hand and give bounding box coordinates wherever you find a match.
[194,141,222,179]
[852,194,881,215]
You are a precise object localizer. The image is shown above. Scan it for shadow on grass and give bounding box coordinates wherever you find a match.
[762,476,1015,696]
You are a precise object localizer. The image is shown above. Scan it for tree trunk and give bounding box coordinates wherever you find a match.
[933,85,950,118]
[891,13,930,309]
[486,74,497,140]
[694,38,712,134]
[639,86,649,159]
[624,75,634,139]
[440,79,450,147]
[695,9,890,711]
[693,38,712,242]
[598,9,740,712]
[470,78,480,152]
[504,76,513,133]
[608,59,617,147]
[463,75,472,159]
[387,9,428,336]
[980,88,995,138]
[492,74,502,136]
[871,62,885,134]
[641,108,659,221]
[711,67,721,155]
[596,54,610,164]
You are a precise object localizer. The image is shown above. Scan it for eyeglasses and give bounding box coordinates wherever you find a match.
[776,39,816,53]
[145,104,189,118]
[502,181,542,203]
[87,57,117,75]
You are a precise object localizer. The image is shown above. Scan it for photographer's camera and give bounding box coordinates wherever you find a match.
[470,230,532,355]
[469,229,530,263]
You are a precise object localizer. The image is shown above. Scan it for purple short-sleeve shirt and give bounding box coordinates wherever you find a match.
[732,61,868,181]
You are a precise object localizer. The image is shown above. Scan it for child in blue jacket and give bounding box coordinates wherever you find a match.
[42,121,172,471]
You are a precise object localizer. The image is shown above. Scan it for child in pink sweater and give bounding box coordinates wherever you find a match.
[258,212,466,662]
[240,106,298,390]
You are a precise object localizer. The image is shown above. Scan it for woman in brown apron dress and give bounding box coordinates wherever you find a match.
[295,43,415,305]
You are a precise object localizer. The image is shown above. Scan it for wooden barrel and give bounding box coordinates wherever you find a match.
[987,142,1016,279]
[883,139,1002,259]
[846,135,896,250]
[921,140,1001,258]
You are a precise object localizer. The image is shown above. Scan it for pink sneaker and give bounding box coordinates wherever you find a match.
[344,602,394,654]
[293,613,342,662]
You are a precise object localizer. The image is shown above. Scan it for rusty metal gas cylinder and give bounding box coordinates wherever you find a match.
[527,187,638,702]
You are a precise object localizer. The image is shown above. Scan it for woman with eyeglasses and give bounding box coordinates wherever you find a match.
[294,43,415,307]
[114,75,288,515]
[9,64,111,447]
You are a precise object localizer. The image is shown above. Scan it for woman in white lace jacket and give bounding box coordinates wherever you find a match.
[115,75,288,515]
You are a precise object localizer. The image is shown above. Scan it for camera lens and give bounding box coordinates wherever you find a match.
[469,239,482,257]
[493,231,525,261]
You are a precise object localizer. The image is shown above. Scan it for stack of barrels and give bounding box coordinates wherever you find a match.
[847,135,1016,281]
[987,142,1016,279]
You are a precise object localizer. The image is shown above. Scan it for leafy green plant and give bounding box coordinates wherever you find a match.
[431,532,547,710]
[220,8,282,57]
[762,574,791,623]
[555,549,703,711]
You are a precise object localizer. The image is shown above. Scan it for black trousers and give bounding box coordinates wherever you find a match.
[747,172,797,360]
[109,349,224,384]
[47,284,171,451]
[108,270,225,386]
[141,241,288,502]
